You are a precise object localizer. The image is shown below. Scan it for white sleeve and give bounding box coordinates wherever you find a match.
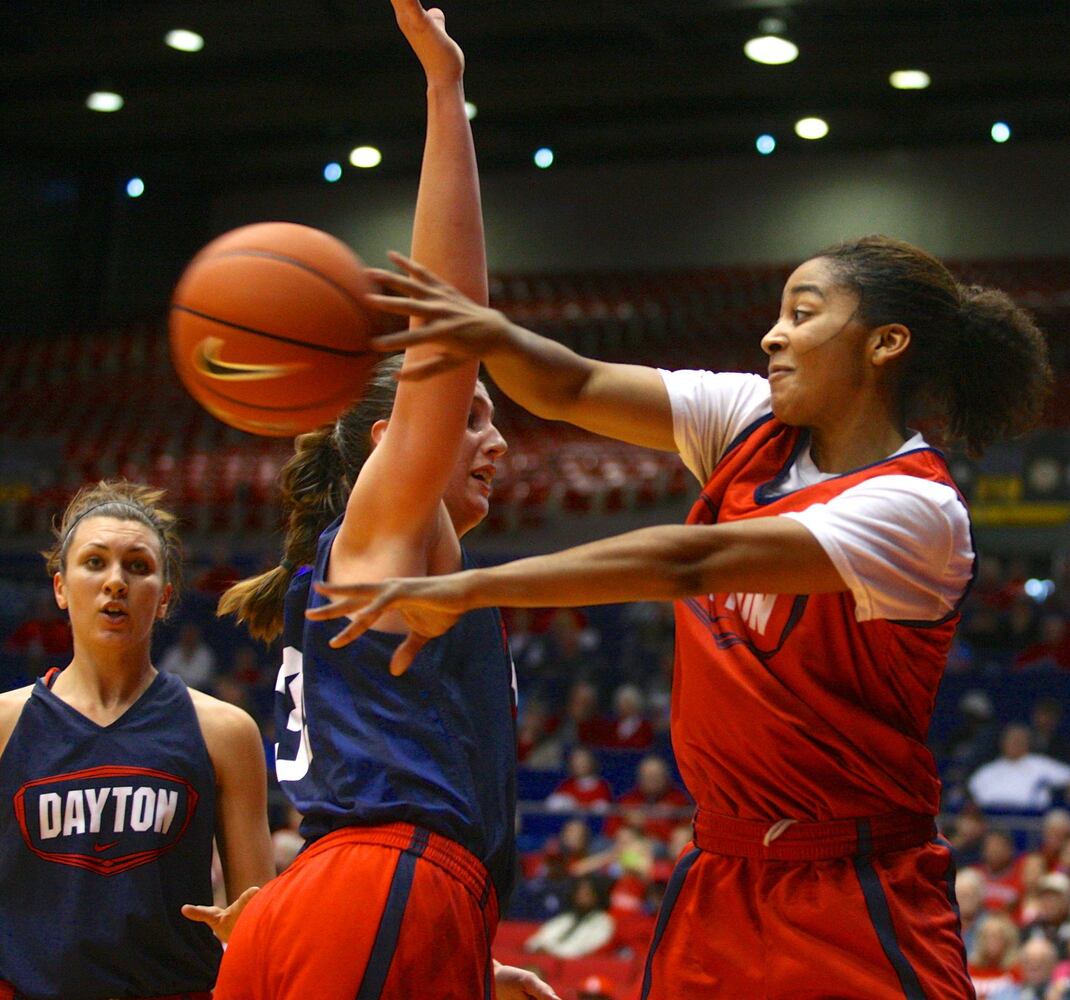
[657,369,771,484]
[783,475,974,622]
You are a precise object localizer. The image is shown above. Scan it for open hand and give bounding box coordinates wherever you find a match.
[181,885,260,943]
[307,574,473,674]
[391,0,464,84]
[493,961,562,1000]
[365,251,514,380]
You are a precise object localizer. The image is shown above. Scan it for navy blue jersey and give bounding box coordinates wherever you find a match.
[0,670,219,1000]
[275,518,518,905]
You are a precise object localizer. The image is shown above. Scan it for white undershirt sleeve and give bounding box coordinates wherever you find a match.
[657,369,771,484]
[783,475,974,622]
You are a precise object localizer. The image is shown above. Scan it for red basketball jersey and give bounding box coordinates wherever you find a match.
[672,415,970,822]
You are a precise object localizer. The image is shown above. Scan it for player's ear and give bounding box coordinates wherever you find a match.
[156,582,173,621]
[53,571,68,611]
[370,418,389,447]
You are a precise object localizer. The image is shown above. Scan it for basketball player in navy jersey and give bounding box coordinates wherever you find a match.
[308,237,1051,999]
[211,2,557,999]
[0,480,274,1000]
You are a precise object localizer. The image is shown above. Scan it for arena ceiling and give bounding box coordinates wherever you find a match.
[3,0,1068,187]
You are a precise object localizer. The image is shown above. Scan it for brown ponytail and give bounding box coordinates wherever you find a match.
[218,354,404,642]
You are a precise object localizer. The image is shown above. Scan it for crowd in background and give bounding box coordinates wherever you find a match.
[2,545,1070,998]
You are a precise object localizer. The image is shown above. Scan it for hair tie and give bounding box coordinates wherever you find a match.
[280,558,295,571]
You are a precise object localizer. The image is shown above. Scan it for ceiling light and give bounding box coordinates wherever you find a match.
[991,121,1011,143]
[323,162,342,182]
[464,101,477,121]
[744,35,798,66]
[794,117,829,140]
[125,177,144,198]
[534,147,554,169]
[86,91,124,112]
[165,29,204,53]
[755,134,776,155]
[349,146,382,168]
[889,69,930,90]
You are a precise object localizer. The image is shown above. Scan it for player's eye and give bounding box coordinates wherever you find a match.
[793,308,811,323]
[84,555,104,569]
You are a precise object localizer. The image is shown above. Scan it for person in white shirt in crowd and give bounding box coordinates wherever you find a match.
[969,724,1070,812]
[957,866,987,955]
[524,876,616,960]
[158,621,216,690]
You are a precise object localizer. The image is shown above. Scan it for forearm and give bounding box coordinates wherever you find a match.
[456,517,844,610]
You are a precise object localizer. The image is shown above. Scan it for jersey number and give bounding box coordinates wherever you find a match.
[275,646,313,783]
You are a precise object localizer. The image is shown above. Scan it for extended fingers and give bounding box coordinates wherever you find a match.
[390,633,430,676]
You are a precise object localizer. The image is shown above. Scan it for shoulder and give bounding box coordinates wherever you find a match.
[0,685,37,758]
[188,689,265,775]
[658,368,769,409]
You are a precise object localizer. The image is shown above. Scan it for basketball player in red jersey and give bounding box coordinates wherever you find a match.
[310,236,1052,999]
[0,481,274,1000]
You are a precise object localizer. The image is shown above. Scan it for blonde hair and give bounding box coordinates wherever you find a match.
[43,480,182,613]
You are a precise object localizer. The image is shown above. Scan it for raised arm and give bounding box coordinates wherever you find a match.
[365,257,678,452]
[335,0,486,564]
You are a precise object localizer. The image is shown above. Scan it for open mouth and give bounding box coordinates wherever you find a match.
[101,603,128,622]
[470,468,494,486]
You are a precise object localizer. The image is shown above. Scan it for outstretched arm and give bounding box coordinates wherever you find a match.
[308,516,846,674]
[364,255,678,452]
[336,0,486,563]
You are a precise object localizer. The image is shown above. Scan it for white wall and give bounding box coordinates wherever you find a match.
[211,139,1070,271]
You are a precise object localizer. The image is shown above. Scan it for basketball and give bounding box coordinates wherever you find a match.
[169,221,377,437]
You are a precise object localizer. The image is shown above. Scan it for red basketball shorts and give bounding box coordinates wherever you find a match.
[214,823,499,1000]
[640,811,976,1000]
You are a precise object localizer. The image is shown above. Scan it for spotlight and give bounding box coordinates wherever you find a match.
[534,147,554,169]
[349,146,382,168]
[889,69,930,90]
[323,162,342,182]
[744,35,798,65]
[990,121,1011,143]
[755,134,776,155]
[125,177,144,198]
[86,91,124,112]
[165,29,204,53]
[794,117,829,140]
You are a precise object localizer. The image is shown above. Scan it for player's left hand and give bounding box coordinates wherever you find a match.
[181,885,260,943]
[308,575,471,674]
[391,0,464,84]
[493,960,562,1000]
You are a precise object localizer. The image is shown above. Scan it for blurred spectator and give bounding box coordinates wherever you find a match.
[969,724,1070,812]
[212,674,253,713]
[971,830,1024,914]
[958,867,987,954]
[1015,616,1070,672]
[968,912,1020,999]
[547,748,613,813]
[1031,810,1070,873]
[1020,852,1051,926]
[158,622,216,690]
[1031,699,1070,763]
[559,818,594,872]
[1021,872,1070,961]
[605,755,691,843]
[272,828,304,874]
[3,589,71,659]
[517,698,564,769]
[990,936,1060,1000]
[523,876,615,960]
[554,682,611,749]
[577,975,616,1000]
[532,609,605,702]
[595,684,654,750]
[939,691,1001,801]
[508,839,574,922]
[947,804,990,867]
[192,545,241,596]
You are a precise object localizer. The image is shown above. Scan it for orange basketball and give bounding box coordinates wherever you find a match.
[169,221,377,437]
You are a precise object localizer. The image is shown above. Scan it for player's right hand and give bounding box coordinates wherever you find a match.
[181,885,260,944]
[364,251,514,380]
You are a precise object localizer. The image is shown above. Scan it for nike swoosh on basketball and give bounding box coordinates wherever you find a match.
[193,336,309,380]
[93,841,119,852]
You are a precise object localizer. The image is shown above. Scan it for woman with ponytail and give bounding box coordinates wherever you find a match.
[212,3,556,1000]
[309,233,1053,999]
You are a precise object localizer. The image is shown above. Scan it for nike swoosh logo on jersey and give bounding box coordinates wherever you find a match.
[93,841,118,852]
[193,336,309,381]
